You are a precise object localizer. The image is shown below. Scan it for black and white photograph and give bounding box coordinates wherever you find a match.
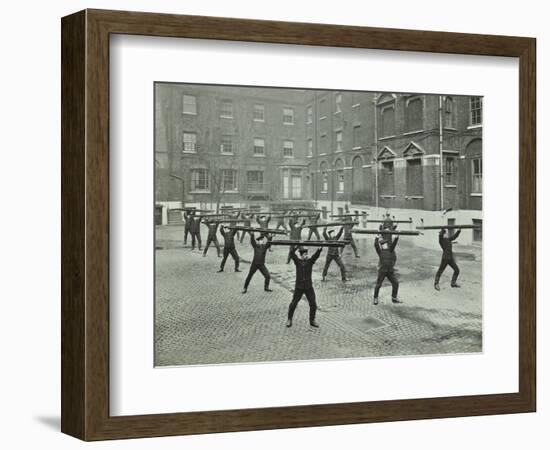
[154,83,483,367]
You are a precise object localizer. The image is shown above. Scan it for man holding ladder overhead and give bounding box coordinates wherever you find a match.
[242,233,273,294]
[218,225,240,273]
[202,220,221,257]
[434,228,461,290]
[373,233,401,305]
[321,226,348,282]
[286,245,323,328]
[306,212,322,241]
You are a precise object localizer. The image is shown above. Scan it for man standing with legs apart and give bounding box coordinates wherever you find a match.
[287,245,323,328]
[239,212,254,243]
[183,210,192,246]
[218,225,240,272]
[321,226,348,281]
[242,233,273,294]
[373,234,401,305]
[202,220,221,257]
[306,212,322,240]
[189,213,202,251]
[341,215,360,257]
[434,228,461,290]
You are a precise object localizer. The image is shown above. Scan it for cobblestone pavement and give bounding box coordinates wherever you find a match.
[155,226,482,366]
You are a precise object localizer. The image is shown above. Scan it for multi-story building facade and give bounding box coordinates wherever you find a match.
[155,83,311,214]
[156,85,482,244]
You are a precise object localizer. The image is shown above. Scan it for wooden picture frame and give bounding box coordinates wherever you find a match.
[61,9,536,441]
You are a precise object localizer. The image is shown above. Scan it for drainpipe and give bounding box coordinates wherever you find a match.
[438,95,444,210]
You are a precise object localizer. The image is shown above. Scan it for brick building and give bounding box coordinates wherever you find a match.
[155,85,482,244]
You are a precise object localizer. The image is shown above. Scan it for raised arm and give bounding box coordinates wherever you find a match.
[390,236,399,252]
[311,247,323,264]
[374,237,381,255]
[450,229,461,241]
[250,233,257,248]
[219,226,227,238]
[323,227,329,240]
[335,226,344,240]
[289,245,299,264]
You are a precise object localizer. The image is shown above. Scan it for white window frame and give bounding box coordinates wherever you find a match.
[283,107,294,125]
[221,169,238,192]
[182,94,197,115]
[190,168,210,192]
[253,104,265,122]
[335,93,342,113]
[469,97,483,127]
[220,99,233,119]
[182,132,197,153]
[471,157,483,193]
[253,138,265,157]
[220,135,233,155]
[283,140,294,158]
[335,130,343,152]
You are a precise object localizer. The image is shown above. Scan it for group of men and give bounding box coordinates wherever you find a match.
[181,207,463,329]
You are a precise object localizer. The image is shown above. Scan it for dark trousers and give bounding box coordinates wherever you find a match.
[191,231,202,250]
[244,263,270,290]
[220,246,239,271]
[374,270,399,299]
[307,228,321,240]
[341,237,359,256]
[322,254,346,280]
[288,287,317,323]
[203,236,221,256]
[435,257,460,285]
[184,226,190,245]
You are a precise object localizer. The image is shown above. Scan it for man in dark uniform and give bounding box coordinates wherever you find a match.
[287,218,306,263]
[256,214,271,232]
[275,210,288,232]
[188,213,202,251]
[242,233,273,294]
[434,228,461,290]
[306,212,322,240]
[183,210,193,246]
[382,212,397,241]
[321,226,348,281]
[341,215,360,257]
[373,234,401,305]
[202,220,221,257]
[239,212,254,243]
[218,225,240,272]
[286,245,323,328]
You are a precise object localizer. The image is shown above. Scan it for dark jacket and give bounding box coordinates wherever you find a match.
[183,211,192,229]
[204,221,219,238]
[289,219,306,240]
[189,215,201,233]
[323,227,344,255]
[382,217,394,230]
[290,247,322,289]
[242,214,253,227]
[375,236,399,271]
[309,213,320,225]
[251,234,272,264]
[439,229,461,259]
[220,227,238,248]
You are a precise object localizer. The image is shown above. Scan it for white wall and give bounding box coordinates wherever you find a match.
[0,0,546,449]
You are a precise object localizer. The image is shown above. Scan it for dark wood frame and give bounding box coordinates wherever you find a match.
[61,9,536,441]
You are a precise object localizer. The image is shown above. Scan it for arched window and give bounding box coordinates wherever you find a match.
[381,106,395,137]
[466,139,483,193]
[406,97,423,132]
[352,156,363,194]
[334,159,345,193]
[320,161,328,193]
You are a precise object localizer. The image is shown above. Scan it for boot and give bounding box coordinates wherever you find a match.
[392,297,402,304]
[373,297,379,306]
[286,319,292,328]
[451,283,461,288]
[310,320,319,328]
[434,282,440,291]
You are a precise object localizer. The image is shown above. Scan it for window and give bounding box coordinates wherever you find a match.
[191,168,209,191]
[221,169,238,192]
[445,156,456,185]
[220,99,233,118]
[470,97,483,126]
[306,105,313,123]
[320,163,328,192]
[336,131,343,152]
[183,95,197,115]
[283,140,294,158]
[253,138,265,156]
[307,139,313,157]
[220,135,233,154]
[352,104,361,124]
[444,96,455,128]
[282,169,289,199]
[406,159,423,196]
[253,104,265,122]
[337,169,345,192]
[335,93,342,113]
[406,97,423,132]
[472,158,483,193]
[381,161,395,195]
[283,107,294,124]
[320,134,327,154]
[247,171,264,191]
[319,99,327,118]
[291,169,302,199]
[353,126,361,148]
[381,106,395,137]
[183,132,197,153]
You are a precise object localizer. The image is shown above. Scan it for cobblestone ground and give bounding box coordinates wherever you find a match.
[155,226,482,366]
